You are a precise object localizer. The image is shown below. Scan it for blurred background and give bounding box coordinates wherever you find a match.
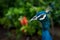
[0,0,60,40]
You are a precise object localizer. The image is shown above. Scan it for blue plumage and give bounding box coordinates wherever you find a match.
[36,11,52,40]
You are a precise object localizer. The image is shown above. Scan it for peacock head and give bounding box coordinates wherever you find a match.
[29,11,47,22]
[29,2,55,22]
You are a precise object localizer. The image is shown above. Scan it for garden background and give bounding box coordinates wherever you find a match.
[0,0,60,40]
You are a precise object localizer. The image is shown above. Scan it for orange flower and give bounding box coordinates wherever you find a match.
[20,16,28,26]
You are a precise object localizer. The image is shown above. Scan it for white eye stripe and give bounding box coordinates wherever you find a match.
[39,14,46,20]
[36,14,43,19]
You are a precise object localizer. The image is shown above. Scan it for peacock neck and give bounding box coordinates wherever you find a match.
[39,16,50,30]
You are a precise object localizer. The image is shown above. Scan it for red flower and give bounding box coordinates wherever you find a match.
[20,16,28,26]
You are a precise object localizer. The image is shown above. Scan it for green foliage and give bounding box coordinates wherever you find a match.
[20,25,35,35]
[0,0,60,39]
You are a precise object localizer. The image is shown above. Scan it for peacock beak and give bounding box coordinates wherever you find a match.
[29,16,37,22]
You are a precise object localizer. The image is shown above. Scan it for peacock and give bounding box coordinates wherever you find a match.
[29,2,55,40]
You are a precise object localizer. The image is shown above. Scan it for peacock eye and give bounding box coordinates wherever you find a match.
[39,15,44,18]
[38,14,46,20]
